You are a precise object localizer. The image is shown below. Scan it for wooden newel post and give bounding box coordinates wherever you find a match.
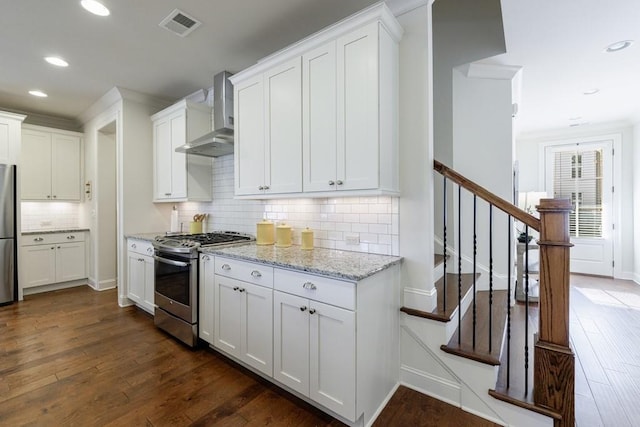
[534,198,574,427]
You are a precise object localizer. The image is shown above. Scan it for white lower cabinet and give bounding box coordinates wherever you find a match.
[210,256,274,376]
[273,276,356,421]
[126,238,155,314]
[200,253,400,426]
[21,232,87,289]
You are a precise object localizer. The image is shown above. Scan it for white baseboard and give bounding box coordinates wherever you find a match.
[400,365,461,408]
[22,280,88,296]
[633,273,640,285]
[403,286,437,312]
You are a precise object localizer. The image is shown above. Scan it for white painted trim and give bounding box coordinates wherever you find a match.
[96,279,117,291]
[22,280,88,296]
[400,366,461,407]
[387,0,430,16]
[0,111,27,122]
[458,63,523,81]
[403,286,437,312]
[230,2,403,84]
[365,382,400,427]
[537,133,622,278]
[118,296,134,307]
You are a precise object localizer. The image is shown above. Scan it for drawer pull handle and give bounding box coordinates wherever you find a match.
[309,309,316,315]
[251,270,262,278]
[138,258,144,262]
[131,244,137,249]
[34,237,44,242]
[336,180,343,186]
[328,180,335,186]
[233,286,239,291]
[203,255,210,261]
[67,235,76,240]
[302,282,317,290]
[239,288,246,293]
[147,248,153,254]
[300,306,307,312]
[222,264,231,271]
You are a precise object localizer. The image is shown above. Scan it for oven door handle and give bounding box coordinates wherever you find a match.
[154,255,189,268]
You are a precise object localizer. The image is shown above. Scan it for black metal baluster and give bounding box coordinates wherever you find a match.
[458,184,462,346]
[524,225,530,395]
[472,195,477,349]
[489,205,493,353]
[443,176,447,311]
[507,215,512,389]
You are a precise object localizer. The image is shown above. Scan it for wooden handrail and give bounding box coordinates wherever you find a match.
[434,160,540,230]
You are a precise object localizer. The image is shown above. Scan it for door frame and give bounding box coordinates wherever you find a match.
[538,133,622,278]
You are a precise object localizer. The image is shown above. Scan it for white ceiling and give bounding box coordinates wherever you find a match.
[485,0,640,135]
[1,0,639,135]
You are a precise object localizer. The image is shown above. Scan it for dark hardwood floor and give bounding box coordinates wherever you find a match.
[0,286,491,426]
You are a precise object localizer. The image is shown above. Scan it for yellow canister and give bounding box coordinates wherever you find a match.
[256,220,275,245]
[301,227,314,250]
[275,223,292,248]
[189,221,203,234]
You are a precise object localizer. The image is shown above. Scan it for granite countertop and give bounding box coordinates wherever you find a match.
[22,228,90,235]
[200,243,402,281]
[125,232,165,242]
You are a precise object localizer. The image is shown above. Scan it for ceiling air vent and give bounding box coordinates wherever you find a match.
[159,9,201,37]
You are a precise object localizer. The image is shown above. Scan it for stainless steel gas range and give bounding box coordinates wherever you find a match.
[152,231,254,347]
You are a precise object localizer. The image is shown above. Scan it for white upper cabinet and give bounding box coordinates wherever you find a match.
[151,100,212,202]
[21,126,82,201]
[234,58,302,196]
[0,111,25,165]
[231,3,402,198]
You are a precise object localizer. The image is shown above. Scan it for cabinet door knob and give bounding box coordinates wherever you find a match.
[131,244,137,249]
[309,309,316,315]
[251,270,262,278]
[67,235,75,240]
[221,264,231,271]
[300,306,307,312]
[138,258,144,262]
[263,185,270,190]
[336,180,343,186]
[258,186,264,191]
[51,247,55,250]
[57,246,61,249]
[147,248,153,254]
[233,286,239,291]
[303,281,317,290]
[239,288,246,293]
[53,195,57,199]
[328,180,335,186]
[34,237,44,242]
[47,195,51,199]
[203,255,210,261]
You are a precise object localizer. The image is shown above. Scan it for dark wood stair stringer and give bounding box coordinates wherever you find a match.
[440,290,508,366]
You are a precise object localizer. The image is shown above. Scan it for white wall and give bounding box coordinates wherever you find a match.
[516,122,635,279]
[634,122,640,283]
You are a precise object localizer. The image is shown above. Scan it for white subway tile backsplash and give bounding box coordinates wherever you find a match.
[176,155,399,255]
[21,202,82,231]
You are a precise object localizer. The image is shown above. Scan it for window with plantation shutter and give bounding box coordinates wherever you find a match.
[552,148,603,238]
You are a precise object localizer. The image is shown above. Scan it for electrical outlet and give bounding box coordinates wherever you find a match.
[40,220,52,227]
[345,234,360,245]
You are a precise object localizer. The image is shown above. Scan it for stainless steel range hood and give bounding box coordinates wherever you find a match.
[176,71,234,157]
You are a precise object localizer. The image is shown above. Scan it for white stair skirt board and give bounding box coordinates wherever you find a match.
[403,286,437,312]
[400,314,554,427]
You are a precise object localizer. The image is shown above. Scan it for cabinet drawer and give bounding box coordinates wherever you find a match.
[128,239,154,257]
[23,232,85,246]
[274,269,355,310]
[215,256,273,288]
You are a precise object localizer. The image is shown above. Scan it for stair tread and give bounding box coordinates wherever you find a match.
[434,253,446,267]
[401,273,477,322]
[441,290,509,365]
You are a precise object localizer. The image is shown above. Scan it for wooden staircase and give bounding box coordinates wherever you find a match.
[398,160,574,427]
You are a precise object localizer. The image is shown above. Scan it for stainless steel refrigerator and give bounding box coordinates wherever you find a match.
[0,165,16,305]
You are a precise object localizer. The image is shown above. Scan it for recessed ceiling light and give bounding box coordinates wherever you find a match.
[604,40,634,53]
[29,90,48,98]
[44,56,69,67]
[583,88,600,95]
[80,0,110,16]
